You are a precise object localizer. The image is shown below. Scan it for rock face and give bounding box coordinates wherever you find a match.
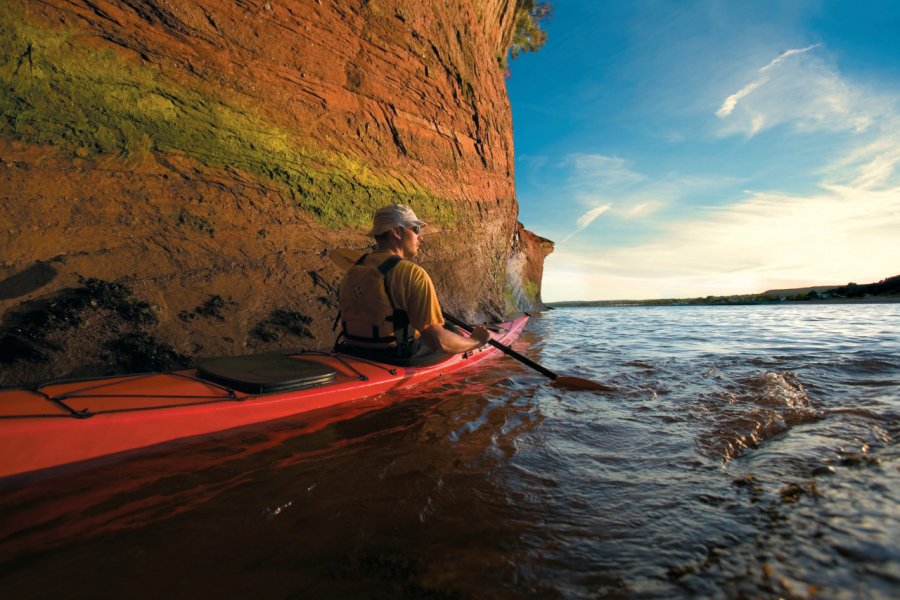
[506,223,554,311]
[0,0,551,386]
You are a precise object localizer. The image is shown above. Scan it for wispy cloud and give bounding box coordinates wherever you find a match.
[716,80,764,118]
[560,204,612,244]
[714,43,882,138]
[565,154,645,190]
[547,82,900,300]
[553,154,641,244]
[577,204,612,228]
[553,153,747,244]
[716,44,821,119]
[821,117,900,189]
[759,44,822,73]
[544,182,900,301]
[621,202,655,218]
[512,3,900,302]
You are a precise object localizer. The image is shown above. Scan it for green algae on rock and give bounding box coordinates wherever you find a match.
[0,4,456,232]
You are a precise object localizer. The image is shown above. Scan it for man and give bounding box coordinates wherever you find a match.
[335,204,491,363]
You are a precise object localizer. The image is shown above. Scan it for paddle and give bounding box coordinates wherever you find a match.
[441,312,614,391]
[328,248,613,391]
[328,247,369,271]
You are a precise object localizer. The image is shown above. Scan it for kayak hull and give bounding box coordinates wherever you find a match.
[0,316,527,480]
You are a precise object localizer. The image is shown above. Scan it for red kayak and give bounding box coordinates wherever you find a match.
[0,316,528,480]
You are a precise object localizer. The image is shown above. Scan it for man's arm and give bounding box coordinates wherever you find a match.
[420,323,491,355]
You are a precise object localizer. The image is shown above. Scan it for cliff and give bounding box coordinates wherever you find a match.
[0,0,552,386]
[506,223,554,310]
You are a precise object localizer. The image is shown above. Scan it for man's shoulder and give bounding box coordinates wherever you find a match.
[386,257,431,283]
[362,252,429,275]
[363,252,402,270]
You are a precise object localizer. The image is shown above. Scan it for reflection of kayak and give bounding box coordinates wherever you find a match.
[0,316,528,480]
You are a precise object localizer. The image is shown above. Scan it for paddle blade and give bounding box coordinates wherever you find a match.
[552,376,615,392]
[329,247,365,271]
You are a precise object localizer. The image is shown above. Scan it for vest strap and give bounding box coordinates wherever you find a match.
[341,331,397,344]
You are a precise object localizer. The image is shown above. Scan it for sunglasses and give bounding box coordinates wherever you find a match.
[403,224,421,234]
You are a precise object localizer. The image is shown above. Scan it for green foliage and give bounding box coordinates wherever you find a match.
[826,275,900,298]
[523,279,541,304]
[502,278,543,313]
[502,284,519,314]
[509,1,552,60]
[0,5,457,231]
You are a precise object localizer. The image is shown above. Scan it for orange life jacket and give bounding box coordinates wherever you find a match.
[336,254,415,355]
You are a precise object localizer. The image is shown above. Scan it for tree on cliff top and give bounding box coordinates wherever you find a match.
[509,1,552,60]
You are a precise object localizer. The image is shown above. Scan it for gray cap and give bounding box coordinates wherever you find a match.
[369,204,427,236]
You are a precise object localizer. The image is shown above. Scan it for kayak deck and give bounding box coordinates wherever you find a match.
[0,316,528,480]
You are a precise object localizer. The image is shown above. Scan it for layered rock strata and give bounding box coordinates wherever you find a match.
[0,0,551,386]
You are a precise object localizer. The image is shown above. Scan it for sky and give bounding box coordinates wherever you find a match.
[506,0,900,301]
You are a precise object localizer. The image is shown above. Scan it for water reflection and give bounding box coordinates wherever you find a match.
[0,368,553,598]
[1,304,898,598]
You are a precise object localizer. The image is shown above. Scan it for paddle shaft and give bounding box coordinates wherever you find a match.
[443,313,560,381]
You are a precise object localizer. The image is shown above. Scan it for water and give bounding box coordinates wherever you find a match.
[1,304,898,599]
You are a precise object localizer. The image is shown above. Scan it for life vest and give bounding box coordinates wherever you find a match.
[336,254,416,355]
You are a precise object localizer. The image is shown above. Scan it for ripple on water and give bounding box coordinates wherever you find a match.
[691,370,821,462]
[2,304,899,599]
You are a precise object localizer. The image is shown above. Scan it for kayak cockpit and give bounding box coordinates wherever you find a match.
[196,355,338,394]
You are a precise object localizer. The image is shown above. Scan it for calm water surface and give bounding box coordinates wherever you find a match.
[1,304,898,599]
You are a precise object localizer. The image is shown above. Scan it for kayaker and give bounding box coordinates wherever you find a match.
[335,204,491,363]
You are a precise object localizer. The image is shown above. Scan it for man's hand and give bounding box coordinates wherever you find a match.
[471,325,491,345]
[421,323,492,354]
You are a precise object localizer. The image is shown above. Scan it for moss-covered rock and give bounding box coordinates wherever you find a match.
[0,3,457,231]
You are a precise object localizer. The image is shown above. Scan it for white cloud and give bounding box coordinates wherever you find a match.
[546,80,899,298]
[576,204,612,228]
[543,183,900,301]
[621,202,656,218]
[759,44,822,73]
[717,80,765,118]
[716,45,823,120]
[714,43,881,138]
[550,153,748,244]
[821,118,900,190]
[551,154,641,244]
[559,204,612,245]
[565,154,645,190]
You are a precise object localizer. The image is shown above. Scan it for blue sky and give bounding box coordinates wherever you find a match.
[507,0,900,301]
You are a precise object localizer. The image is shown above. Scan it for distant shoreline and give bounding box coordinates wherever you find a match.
[547,275,900,308]
[547,296,900,308]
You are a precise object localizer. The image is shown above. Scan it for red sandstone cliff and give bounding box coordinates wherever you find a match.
[0,0,552,385]
[507,223,554,310]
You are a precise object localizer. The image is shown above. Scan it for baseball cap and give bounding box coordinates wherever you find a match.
[369,204,427,236]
